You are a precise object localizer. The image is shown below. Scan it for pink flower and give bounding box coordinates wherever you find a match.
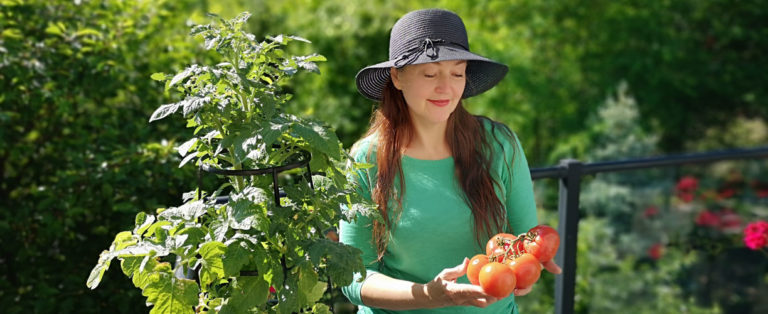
[676,176,699,192]
[745,220,768,236]
[648,243,664,260]
[676,176,699,203]
[743,220,768,250]
[744,234,767,250]
[643,206,659,218]
[695,210,720,227]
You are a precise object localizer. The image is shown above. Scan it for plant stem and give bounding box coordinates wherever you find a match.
[231,144,245,192]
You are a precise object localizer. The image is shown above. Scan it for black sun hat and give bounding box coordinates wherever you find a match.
[355,8,509,101]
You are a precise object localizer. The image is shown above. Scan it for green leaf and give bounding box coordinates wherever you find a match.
[112,242,170,259]
[112,231,138,251]
[218,276,268,314]
[227,199,257,230]
[311,304,332,314]
[158,200,205,221]
[181,96,211,117]
[151,72,167,81]
[227,187,268,230]
[176,227,206,248]
[306,281,327,307]
[209,219,229,242]
[121,256,143,278]
[149,103,181,122]
[178,151,197,168]
[291,119,341,160]
[133,212,155,237]
[86,252,112,289]
[288,35,311,43]
[122,257,160,289]
[296,261,325,305]
[307,239,365,287]
[262,117,289,147]
[177,138,198,157]
[44,22,65,37]
[268,34,286,44]
[141,264,198,314]
[222,240,251,277]
[199,241,226,285]
[1,28,22,40]
[145,221,172,238]
[255,251,283,290]
[169,67,193,88]
[293,54,326,73]
[275,277,300,314]
[74,28,102,39]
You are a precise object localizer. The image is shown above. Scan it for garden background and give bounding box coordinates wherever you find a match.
[1,0,767,313]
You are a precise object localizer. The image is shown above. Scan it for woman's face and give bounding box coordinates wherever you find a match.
[390,60,467,126]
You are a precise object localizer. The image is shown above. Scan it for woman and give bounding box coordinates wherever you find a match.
[340,8,561,313]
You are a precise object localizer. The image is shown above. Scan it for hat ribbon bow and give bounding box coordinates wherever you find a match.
[394,38,445,68]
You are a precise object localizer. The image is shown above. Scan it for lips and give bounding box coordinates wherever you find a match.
[428,99,450,107]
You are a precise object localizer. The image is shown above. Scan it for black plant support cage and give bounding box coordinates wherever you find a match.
[196,149,315,206]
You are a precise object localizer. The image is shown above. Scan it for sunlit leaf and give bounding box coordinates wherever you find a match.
[141,266,198,314]
[149,103,181,122]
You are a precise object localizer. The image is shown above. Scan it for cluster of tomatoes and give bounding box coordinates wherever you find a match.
[466,225,560,299]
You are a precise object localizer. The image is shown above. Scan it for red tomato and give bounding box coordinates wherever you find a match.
[479,262,516,299]
[524,225,560,262]
[505,253,542,289]
[467,254,489,285]
[485,233,515,256]
[325,230,339,242]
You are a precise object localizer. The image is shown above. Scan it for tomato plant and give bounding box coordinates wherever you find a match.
[467,254,490,285]
[523,225,560,262]
[505,253,542,289]
[85,12,375,314]
[478,262,516,299]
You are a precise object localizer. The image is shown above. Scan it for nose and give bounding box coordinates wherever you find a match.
[434,74,450,94]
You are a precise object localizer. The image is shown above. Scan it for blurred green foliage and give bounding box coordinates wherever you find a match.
[0,0,214,312]
[522,89,768,313]
[1,0,766,313]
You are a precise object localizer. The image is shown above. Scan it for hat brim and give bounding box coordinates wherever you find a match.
[355,46,509,101]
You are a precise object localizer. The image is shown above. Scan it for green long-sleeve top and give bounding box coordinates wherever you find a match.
[339,119,539,314]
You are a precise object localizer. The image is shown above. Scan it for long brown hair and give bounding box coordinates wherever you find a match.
[362,80,516,261]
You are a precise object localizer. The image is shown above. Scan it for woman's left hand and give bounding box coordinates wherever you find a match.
[513,259,562,297]
[543,259,562,274]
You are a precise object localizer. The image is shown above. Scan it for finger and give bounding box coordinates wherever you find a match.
[464,296,498,308]
[543,260,562,274]
[513,286,533,296]
[449,283,499,301]
[450,285,499,307]
[438,257,469,280]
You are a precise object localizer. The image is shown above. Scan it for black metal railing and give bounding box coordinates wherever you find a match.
[530,146,768,314]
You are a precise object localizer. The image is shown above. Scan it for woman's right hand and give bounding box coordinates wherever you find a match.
[422,258,500,308]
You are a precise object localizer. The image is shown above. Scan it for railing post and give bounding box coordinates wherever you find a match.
[555,159,582,314]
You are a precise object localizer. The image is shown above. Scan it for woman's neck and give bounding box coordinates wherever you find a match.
[404,120,451,160]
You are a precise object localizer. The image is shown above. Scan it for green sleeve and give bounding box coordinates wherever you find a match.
[339,137,381,306]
